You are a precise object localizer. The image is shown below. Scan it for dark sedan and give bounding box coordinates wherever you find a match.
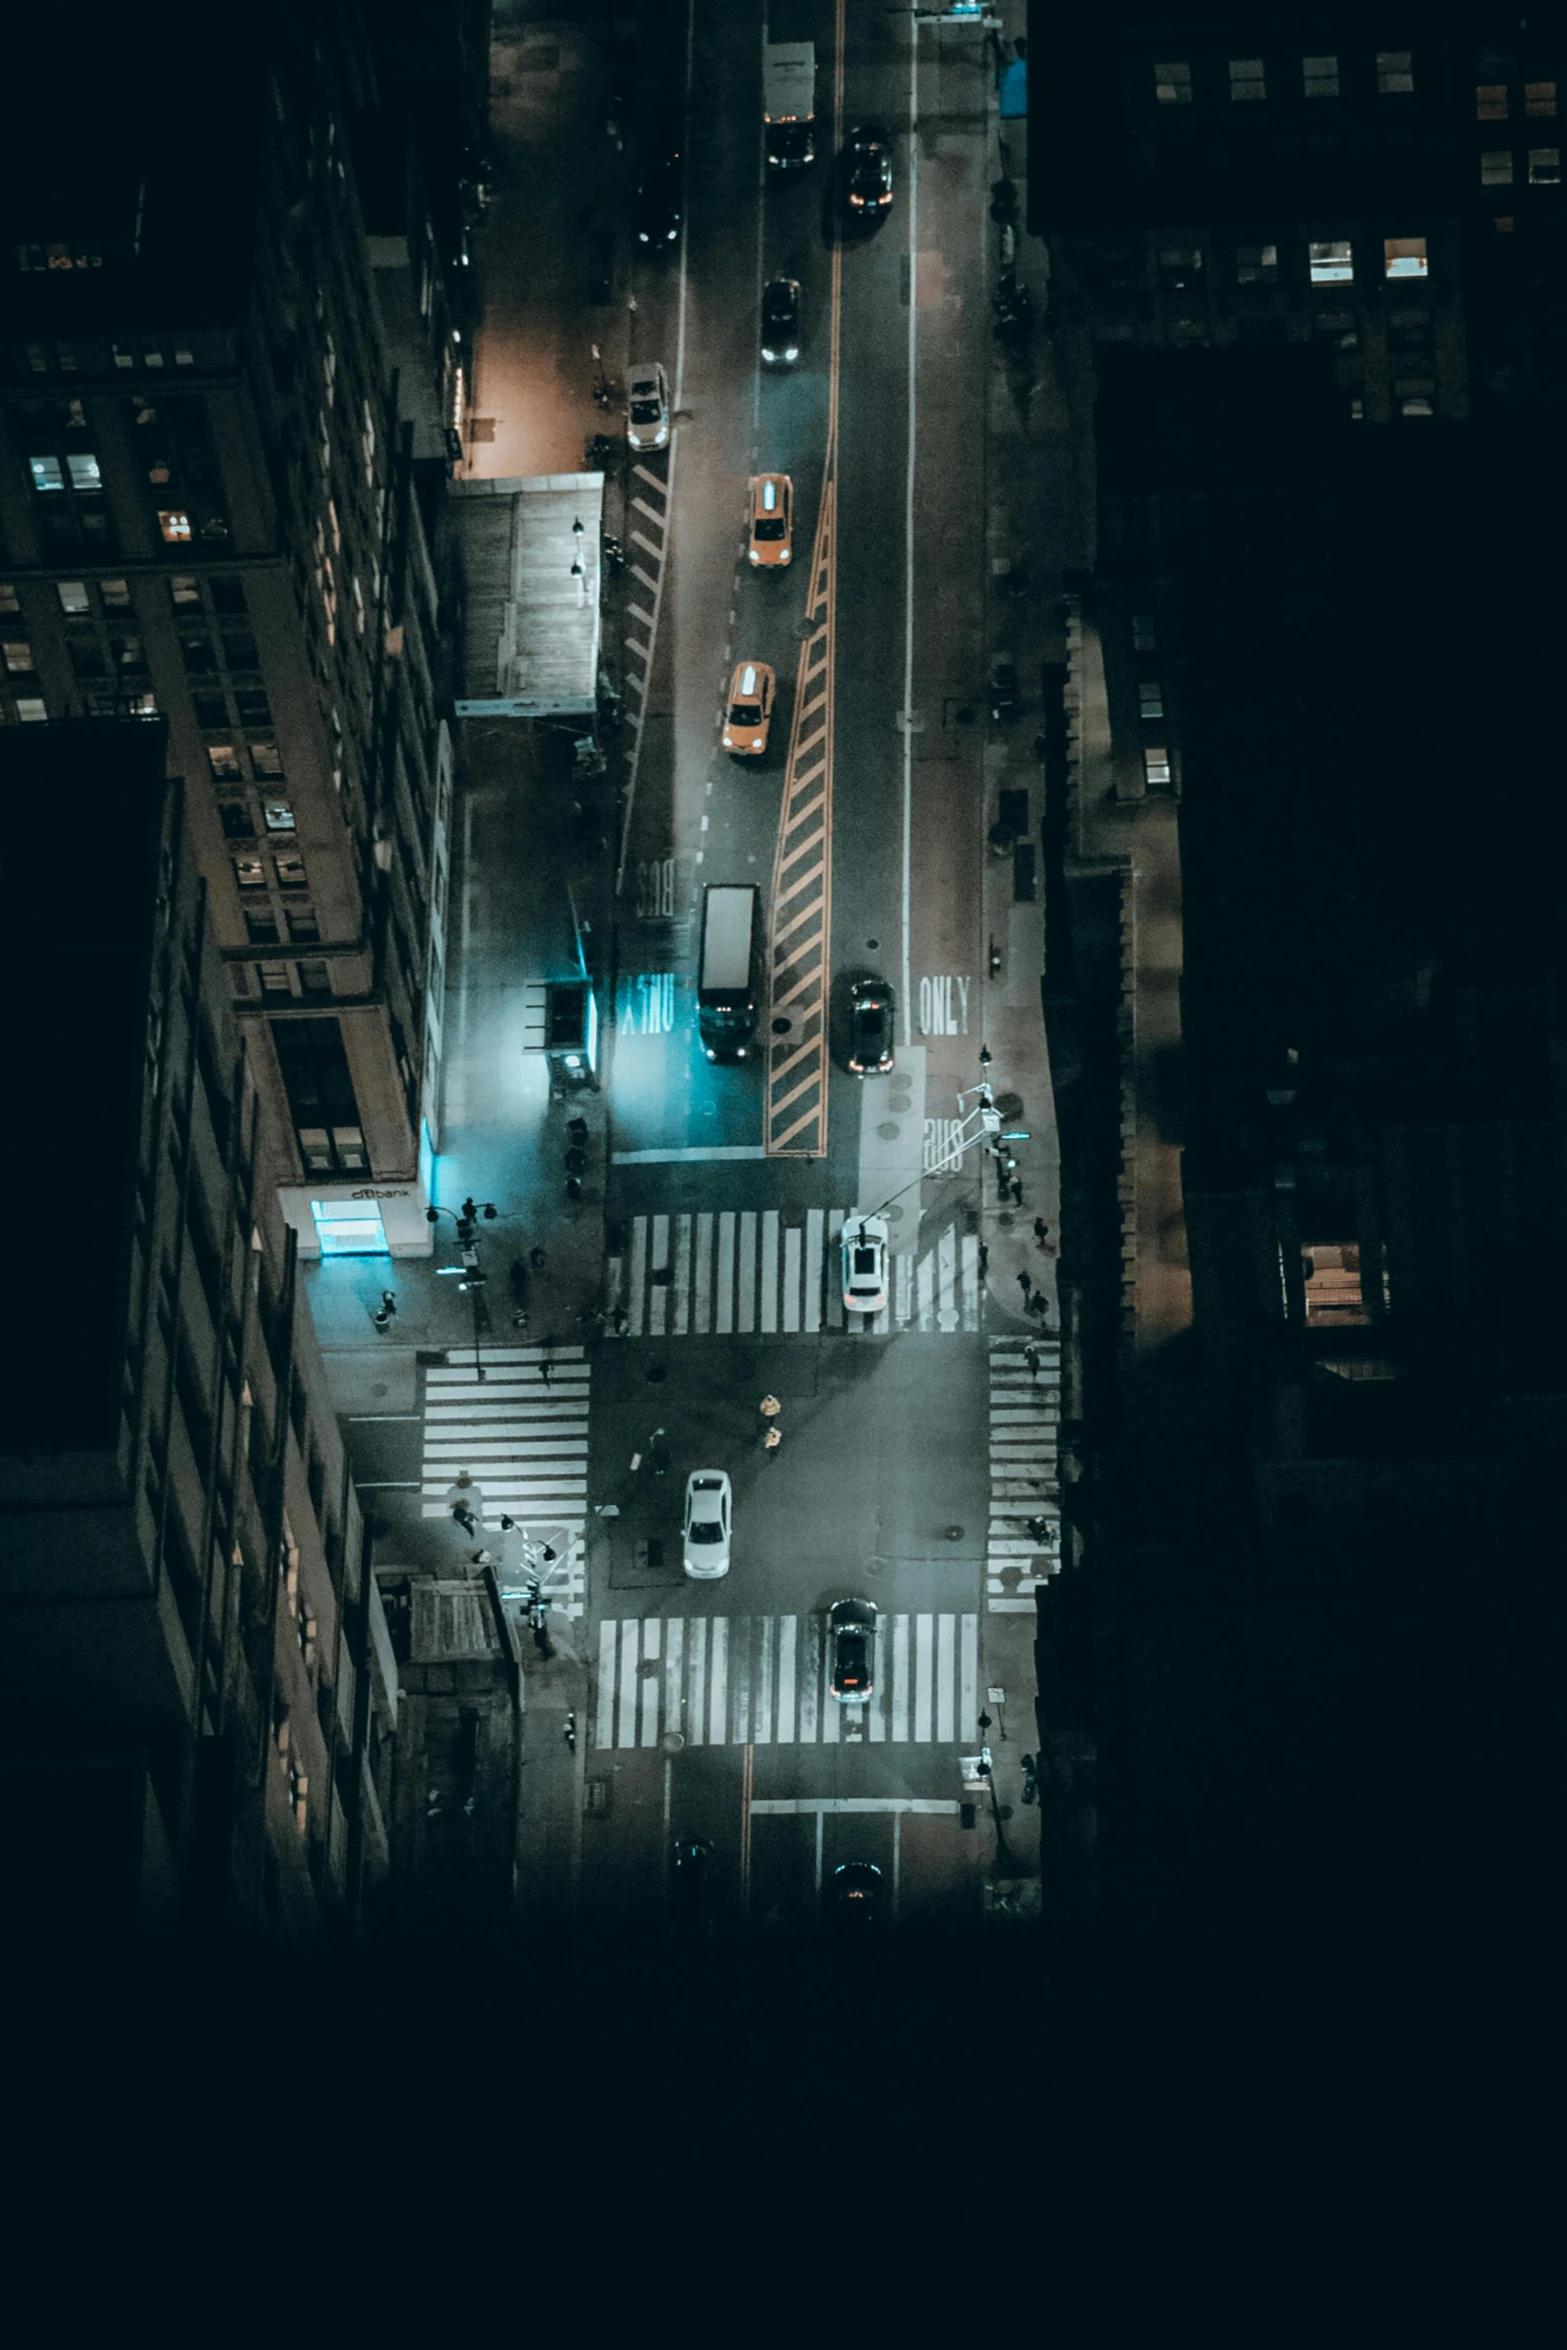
[842,125,893,219]
[761,277,801,366]
[847,977,895,1076]
[828,1598,878,1702]
[828,1862,883,1926]
[636,150,683,247]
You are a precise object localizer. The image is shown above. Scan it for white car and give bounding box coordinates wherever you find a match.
[627,362,670,451]
[841,1214,890,1316]
[682,1470,732,1579]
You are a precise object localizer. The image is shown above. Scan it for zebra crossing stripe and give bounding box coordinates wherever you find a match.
[420,1345,590,1617]
[591,1611,981,1749]
[986,1337,1062,1613]
[606,1206,983,1337]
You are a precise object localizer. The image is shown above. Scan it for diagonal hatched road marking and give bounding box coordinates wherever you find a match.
[765,470,836,1157]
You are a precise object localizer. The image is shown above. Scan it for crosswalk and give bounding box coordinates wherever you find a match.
[593,1610,980,1750]
[419,1346,589,1617]
[987,1336,1062,1613]
[607,1207,983,1338]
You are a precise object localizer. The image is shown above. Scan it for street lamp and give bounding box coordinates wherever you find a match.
[429,1198,499,1380]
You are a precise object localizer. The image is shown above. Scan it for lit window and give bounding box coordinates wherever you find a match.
[1480,151,1515,184]
[16,697,48,722]
[1528,147,1561,183]
[29,455,65,492]
[1476,84,1508,120]
[1154,60,1192,104]
[1384,237,1428,278]
[1144,747,1171,785]
[250,740,285,777]
[258,961,293,995]
[1229,58,1265,101]
[1138,682,1165,719]
[0,584,18,613]
[174,344,195,367]
[1309,239,1354,283]
[158,510,193,541]
[170,575,201,605]
[263,799,296,832]
[275,852,307,889]
[207,744,242,779]
[1399,397,1434,417]
[113,342,135,369]
[25,343,49,374]
[3,642,34,673]
[65,453,102,491]
[1376,51,1413,95]
[101,578,131,607]
[1236,242,1278,282]
[1302,55,1339,98]
[233,855,266,889]
[1131,614,1157,651]
[1494,215,1515,232]
[1525,83,1557,117]
[56,344,77,373]
[1301,1244,1368,1326]
[56,579,89,613]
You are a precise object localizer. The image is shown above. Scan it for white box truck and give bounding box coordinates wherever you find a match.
[764,42,815,170]
[697,885,761,1062]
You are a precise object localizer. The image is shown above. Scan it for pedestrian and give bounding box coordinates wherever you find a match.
[611,1300,629,1335]
[529,1245,546,1272]
[565,1176,582,1201]
[538,1354,553,1387]
[759,1394,781,1419]
[1024,1343,1042,1376]
[567,1116,588,1142]
[762,1426,782,1455]
[470,1549,493,1567]
[977,1242,989,1276]
[1028,1291,1049,1320]
[1020,1754,1039,1806]
[371,1301,394,1333]
[1016,1269,1032,1298]
[1033,1217,1048,1248]
[499,1516,517,1532]
[452,1504,477,1536]
[1026,1514,1050,1543]
[563,1713,577,1752]
[1010,1177,1024,1208]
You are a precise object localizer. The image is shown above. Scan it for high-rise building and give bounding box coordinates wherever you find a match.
[0,1,485,1261]
[0,722,399,1936]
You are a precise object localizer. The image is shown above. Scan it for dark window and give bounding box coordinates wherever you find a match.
[269,1015,366,1171]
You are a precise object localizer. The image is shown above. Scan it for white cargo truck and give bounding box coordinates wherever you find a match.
[764,42,816,170]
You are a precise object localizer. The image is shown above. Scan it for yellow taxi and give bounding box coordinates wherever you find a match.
[721,660,776,755]
[747,473,793,567]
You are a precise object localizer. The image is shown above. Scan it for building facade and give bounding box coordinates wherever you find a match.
[0,723,399,1936]
[0,1,486,1260]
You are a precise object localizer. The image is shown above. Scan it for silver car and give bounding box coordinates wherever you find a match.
[840,1214,890,1316]
[682,1470,732,1580]
[627,361,670,451]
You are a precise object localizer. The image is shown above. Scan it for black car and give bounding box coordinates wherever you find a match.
[828,1861,883,1925]
[636,150,684,248]
[828,1598,878,1703]
[843,125,894,220]
[847,977,894,1076]
[761,277,801,366]
[670,1835,713,1930]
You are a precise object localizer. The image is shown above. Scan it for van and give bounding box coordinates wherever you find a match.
[697,884,760,1062]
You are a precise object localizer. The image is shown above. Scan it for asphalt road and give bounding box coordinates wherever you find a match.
[574,0,1011,1933]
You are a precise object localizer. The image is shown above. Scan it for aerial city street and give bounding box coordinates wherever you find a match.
[4,0,1562,2130]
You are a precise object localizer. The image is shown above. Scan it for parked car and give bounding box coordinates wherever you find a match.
[828,1598,878,1702]
[747,472,793,566]
[847,978,895,1075]
[721,660,776,756]
[626,361,670,450]
[828,1861,883,1924]
[761,277,801,365]
[840,1214,890,1316]
[682,1470,732,1579]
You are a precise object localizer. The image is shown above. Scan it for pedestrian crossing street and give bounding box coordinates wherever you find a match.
[987,1336,1062,1614]
[608,1206,984,1338]
[420,1346,588,1617]
[593,1609,981,1750]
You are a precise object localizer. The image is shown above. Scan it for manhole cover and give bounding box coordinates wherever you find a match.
[662,1731,685,1754]
[995,1091,1024,1120]
[371,1383,388,1398]
[945,1524,964,1542]
[771,1016,792,1035]
[867,938,880,950]
[877,1121,901,1142]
